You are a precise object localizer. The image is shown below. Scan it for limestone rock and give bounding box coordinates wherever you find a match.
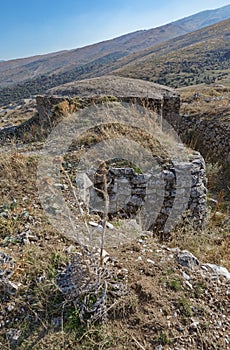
[177,250,200,269]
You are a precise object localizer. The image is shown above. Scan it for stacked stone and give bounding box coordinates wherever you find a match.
[187,153,207,228]
[91,167,147,217]
[175,114,230,165]
[90,153,207,233]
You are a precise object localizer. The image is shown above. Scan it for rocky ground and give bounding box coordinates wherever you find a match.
[0,150,229,350]
[0,221,229,349]
[0,99,36,129]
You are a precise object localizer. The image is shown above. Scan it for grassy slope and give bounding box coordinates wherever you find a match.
[0,99,229,349]
[0,14,230,347]
[113,19,230,87]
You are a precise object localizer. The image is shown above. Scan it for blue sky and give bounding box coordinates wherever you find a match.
[1,0,230,60]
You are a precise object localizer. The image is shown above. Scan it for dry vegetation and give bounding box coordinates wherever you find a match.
[0,122,229,349]
[114,20,230,88]
[0,10,230,348]
[176,83,230,198]
[178,84,230,116]
[0,99,36,130]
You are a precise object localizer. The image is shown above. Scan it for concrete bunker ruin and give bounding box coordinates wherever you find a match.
[38,76,207,233]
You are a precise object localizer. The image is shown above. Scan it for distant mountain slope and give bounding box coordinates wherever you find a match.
[112,18,230,87]
[0,4,230,91]
[173,4,230,30]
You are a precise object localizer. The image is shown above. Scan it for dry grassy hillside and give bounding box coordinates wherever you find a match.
[114,19,230,88]
[0,91,229,349]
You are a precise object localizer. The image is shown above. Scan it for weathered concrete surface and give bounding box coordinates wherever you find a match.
[48,75,180,127]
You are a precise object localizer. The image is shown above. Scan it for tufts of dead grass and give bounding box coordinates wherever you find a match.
[170,215,230,270]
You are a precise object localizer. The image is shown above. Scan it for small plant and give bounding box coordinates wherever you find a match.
[166,278,183,291]
[107,158,142,174]
[152,331,172,345]
[48,252,66,279]
[161,270,183,291]
[65,306,82,331]
[111,220,121,228]
[175,297,193,317]
[53,159,129,327]
[193,281,206,299]
[165,268,175,275]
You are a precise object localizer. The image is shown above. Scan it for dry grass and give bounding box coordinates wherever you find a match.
[178,84,230,117]
[0,100,36,129]
[170,215,230,271]
[0,107,229,349]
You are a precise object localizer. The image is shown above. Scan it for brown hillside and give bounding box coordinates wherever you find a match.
[0,5,230,89]
[113,19,230,88]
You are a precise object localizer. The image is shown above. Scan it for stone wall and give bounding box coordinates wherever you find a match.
[37,75,181,130]
[163,112,230,165]
[0,76,181,143]
[89,152,207,233]
[35,93,180,131]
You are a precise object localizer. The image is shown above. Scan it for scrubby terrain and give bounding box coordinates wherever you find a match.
[0,6,229,348]
[0,152,229,349]
[0,86,229,349]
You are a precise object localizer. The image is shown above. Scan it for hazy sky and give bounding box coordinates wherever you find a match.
[1,0,230,60]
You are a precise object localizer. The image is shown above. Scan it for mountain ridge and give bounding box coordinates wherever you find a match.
[0,4,230,90]
[1,17,230,105]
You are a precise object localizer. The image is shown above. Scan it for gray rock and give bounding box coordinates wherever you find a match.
[177,250,199,269]
[203,263,230,279]
[7,328,21,343]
